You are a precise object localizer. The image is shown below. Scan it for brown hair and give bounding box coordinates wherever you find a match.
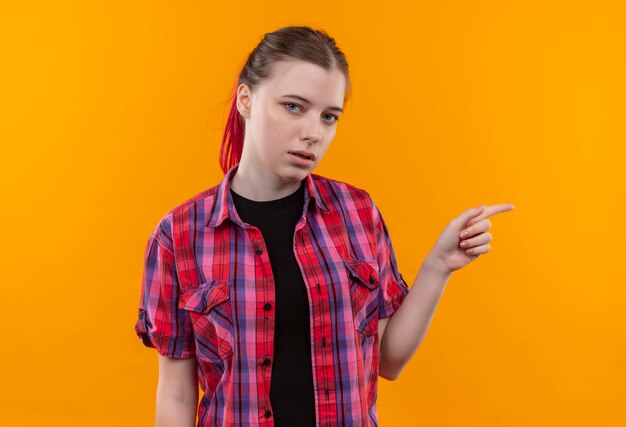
[219,26,352,174]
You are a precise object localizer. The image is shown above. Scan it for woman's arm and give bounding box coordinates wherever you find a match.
[155,355,199,427]
[378,255,451,380]
[379,203,515,380]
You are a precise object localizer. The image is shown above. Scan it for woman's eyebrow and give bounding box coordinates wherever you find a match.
[281,94,343,113]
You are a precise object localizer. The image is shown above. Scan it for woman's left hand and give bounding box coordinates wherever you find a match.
[425,203,516,275]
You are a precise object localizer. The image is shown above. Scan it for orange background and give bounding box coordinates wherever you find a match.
[1,1,625,426]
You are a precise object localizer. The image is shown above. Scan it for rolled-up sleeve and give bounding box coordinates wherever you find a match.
[134,217,196,359]
[372,203,410,319]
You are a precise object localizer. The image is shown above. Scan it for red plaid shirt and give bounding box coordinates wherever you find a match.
[135,163,410,426]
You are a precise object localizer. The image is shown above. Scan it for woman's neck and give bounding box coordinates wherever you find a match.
[230,163,303,202]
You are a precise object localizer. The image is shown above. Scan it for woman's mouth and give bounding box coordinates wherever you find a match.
[288,150,315,160]
[289,151,314,165]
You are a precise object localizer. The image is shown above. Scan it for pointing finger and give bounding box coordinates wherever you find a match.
[466,203,516,227]
[453,205,486,229]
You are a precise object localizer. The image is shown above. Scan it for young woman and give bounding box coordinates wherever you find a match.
[134,25,514,427]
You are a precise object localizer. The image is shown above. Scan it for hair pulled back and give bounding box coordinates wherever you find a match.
[219,26,351,174]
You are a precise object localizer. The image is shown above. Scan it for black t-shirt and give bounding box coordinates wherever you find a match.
[230,180,315,427]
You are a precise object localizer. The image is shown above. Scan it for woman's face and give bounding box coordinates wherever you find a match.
[237,59,346,182]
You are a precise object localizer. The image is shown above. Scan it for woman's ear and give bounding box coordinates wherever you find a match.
[236,84,253,119]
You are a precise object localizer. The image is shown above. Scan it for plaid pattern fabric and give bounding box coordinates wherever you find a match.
[135,163,410,426]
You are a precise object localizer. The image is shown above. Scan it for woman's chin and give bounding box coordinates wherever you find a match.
[278,165,311,181]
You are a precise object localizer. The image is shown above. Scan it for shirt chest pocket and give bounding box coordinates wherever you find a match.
[178,280,235,361]
[343,258,380,337]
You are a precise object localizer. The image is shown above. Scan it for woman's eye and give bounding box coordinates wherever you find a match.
[323,114,339,123]
[284,103,301,112]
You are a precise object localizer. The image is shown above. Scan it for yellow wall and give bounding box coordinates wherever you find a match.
[1,1,624,425]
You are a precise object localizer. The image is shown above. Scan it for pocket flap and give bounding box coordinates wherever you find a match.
[343,258,379,289]
[178,280,230,313]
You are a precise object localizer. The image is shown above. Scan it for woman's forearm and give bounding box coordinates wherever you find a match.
[379,254,452,380]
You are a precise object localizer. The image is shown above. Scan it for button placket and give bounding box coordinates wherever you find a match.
[251,231,276,418]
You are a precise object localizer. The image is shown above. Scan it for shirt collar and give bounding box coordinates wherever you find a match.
[205,163,330,228]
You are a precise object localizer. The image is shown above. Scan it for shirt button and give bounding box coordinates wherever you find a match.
[264,409,272,418]
[263,358,271,366]
[264,303,272,311]
[369,276,376,284]
[322,337,326,347]
[255,247,263,255]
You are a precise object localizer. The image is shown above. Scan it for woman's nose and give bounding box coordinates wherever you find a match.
[302,114,322,142]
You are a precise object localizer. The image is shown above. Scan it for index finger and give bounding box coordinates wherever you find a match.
[469,203,515,225]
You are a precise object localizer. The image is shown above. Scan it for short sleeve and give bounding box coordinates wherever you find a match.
[134,217,196,359]
[372,203,410,319]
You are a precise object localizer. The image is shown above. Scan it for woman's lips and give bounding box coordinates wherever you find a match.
[289,152,314,165]
[288,150,315,160]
